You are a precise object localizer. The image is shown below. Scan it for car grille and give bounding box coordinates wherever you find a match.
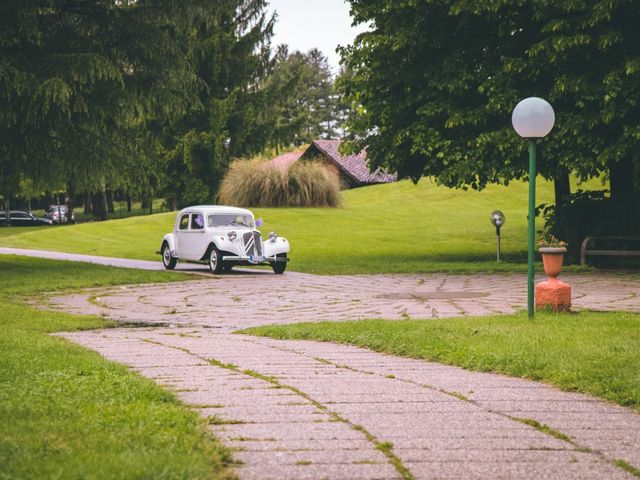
[242,231,263,257]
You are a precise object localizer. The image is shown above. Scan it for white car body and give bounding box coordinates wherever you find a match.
[158,205,290,274]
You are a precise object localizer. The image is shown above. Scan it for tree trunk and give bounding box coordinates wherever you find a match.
[67,177,76,223]
[43,193,53,211]
[147,197,153,215]
[106,189,115,213]
[55,194,61,224]
[609,157,637,204]
[92,192,100,218]
[126,193,132,212]
[4,197,10,227]
[100,188,108,221]
[92,190,108,221]
[84,192,92,214]
[553,169,571,207]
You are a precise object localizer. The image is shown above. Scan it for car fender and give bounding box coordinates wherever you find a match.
[161,233,176,257]
[205,235,241,258]
[263,236,290,257]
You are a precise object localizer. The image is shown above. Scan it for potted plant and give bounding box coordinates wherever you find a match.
[537,235,568,278]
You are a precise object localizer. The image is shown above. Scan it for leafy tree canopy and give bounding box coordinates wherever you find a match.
[0,0,208,201]
[340,0,640,202]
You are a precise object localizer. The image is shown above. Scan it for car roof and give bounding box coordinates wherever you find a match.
[178,205,254,216]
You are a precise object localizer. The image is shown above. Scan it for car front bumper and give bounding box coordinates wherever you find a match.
[222,254,288,265]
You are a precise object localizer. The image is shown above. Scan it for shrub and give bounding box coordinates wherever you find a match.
[218,158,341,207]
[541,190,640,263]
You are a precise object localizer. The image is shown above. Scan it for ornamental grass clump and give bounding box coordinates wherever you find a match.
[288,161,340,207]
[218,159,265,206]
[537,235,568,249]
[218,158,341,208]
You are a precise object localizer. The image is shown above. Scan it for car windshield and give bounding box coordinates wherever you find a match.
[208,214,254,228]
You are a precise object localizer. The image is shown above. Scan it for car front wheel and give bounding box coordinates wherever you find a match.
[208,245,223,274]
[162,243,177,270]
[271,253,287,274]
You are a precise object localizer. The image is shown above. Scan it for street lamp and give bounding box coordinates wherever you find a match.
[490,210,505,262]
[512,97,555,318]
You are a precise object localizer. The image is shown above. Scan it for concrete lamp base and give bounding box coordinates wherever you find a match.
[536,278,571,311]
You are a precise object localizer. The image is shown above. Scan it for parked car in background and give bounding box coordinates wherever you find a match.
[158,205,290,274]
[0,210,53,227]
[45,205,75,224]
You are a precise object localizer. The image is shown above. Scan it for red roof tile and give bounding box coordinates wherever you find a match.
[267,151,304,171]
[309,140,396,185]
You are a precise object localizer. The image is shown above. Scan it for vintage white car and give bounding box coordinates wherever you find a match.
[158,205,290,274]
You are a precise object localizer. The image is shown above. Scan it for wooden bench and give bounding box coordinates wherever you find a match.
[580,236,640,265]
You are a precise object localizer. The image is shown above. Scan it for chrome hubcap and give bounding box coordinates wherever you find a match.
[210,250,218,269]
[163,248,171,265]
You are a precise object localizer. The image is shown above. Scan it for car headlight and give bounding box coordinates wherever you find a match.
[268,232,278,242]
[228,231,237,241]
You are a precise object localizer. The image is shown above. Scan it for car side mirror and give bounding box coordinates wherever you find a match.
[255,218,263,228]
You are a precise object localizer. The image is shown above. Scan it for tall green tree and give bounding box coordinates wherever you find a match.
[263,47,340,152]
[161,0,274,209]
[0,0,213,220]
[340,0,640,205]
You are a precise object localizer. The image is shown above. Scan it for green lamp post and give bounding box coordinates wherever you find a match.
[512,97,555,318]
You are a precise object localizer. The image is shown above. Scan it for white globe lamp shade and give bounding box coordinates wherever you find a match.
[511,97,555,138]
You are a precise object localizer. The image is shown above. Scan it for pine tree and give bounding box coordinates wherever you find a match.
[161,0,275,208]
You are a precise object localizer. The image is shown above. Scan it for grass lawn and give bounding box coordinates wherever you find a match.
[0,177,603,274]
[242,311,640,411]
[0,256,235,479]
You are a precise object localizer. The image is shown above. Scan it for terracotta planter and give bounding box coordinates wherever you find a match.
[536,247,571,311]
[538,247,567,279]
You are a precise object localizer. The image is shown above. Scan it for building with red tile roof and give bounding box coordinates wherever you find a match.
[267,140,396,189]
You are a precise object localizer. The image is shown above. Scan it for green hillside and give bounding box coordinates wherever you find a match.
[0,178,603,274]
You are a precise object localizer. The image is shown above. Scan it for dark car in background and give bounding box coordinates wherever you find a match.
[45,205,75,224]
[0,210,53,227]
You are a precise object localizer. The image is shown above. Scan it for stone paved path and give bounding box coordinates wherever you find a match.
[7,249,639,479]
[60,327,640,480]
[0,247,168,270]
[49,271,640,328]
[48,267,640,479]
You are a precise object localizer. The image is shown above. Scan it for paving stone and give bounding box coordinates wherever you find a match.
[212,422,368,441]
[404,457,632,480]
[201,410,333,424]
[233,449,387,465]
[235,462,401,480]
[226,438,374,452]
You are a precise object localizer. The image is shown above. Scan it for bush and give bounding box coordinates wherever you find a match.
[218,159,341,207]
[541,190,640,264]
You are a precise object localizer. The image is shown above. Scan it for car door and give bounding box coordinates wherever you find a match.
[11,212,30,226]
[24,213,38,226]
[174,213,192,259]
[186,212,210,260]
[175,212,209,261]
